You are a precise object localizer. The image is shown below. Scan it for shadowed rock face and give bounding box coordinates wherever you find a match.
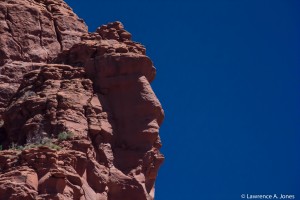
[0,1,164,200]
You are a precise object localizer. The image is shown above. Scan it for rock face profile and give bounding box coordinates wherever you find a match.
[0,0,164,200]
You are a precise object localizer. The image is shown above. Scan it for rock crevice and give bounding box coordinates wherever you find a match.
[44,3,63,52]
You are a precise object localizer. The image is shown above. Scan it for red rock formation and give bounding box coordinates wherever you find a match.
[0,0,87,117]
[0,1,164,200]
[0,0,87,64]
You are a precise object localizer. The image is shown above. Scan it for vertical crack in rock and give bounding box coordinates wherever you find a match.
[53,19,63,51]
[45,4,63,51]
[38,12,43,47]
[38,11,50,62]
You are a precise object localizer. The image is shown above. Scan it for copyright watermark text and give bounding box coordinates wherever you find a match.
[241,194,295,199]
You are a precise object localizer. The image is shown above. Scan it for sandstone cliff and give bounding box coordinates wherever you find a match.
[0,0,164,199]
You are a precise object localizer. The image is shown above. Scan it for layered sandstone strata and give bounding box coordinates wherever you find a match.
[0,1,164,200]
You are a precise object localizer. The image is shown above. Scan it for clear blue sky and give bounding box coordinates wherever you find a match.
[65,1,300,199]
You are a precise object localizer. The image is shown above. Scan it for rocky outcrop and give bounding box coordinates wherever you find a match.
[0,1,164,200]
[0,0,87,65]
[0,0,87,118]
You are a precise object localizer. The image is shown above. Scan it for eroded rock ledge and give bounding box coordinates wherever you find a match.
[0,1,164,200]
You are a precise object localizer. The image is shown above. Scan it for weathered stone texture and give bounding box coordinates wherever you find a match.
[0,1,164,200]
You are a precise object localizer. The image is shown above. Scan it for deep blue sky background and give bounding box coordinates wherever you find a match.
[65,1,300,199]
